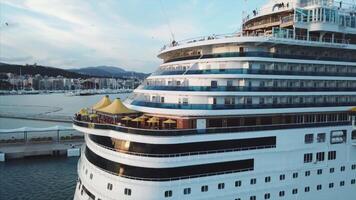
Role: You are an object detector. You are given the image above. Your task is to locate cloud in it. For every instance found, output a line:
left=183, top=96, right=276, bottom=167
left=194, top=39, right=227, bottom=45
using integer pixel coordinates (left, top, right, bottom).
left=1, top=0, right=242, bottom=72
left=0, top=56, right=33, bottom=63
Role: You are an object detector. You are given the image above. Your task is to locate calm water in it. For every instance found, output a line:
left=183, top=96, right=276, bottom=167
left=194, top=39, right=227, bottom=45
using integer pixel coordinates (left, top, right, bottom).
left=0, top=157, right=79, bottom=200
left=0, top=93, right=129, bottom=200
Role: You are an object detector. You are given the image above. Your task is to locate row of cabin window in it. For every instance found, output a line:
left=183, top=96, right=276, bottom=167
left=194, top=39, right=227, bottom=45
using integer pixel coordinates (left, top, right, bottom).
left=84, top=167, right=132, bottom=196
left=165, top=165, right=356, bottom=198
left=305, top=133, right=327, bottom=143
left=147, top=79, right=356, bottom=88
left=235, top=179, right=356, bottom=200
left=84, top=162, right=356, bottom=198
left=305, top=130, right=348, bottom=145
left=303, top=151, right=336, bottom=163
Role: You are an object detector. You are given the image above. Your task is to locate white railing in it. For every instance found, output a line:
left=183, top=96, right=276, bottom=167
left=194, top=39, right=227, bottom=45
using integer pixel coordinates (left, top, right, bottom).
left=160, top=32, right=238, bottom=51
left=160, top=31, right=350, bottom=52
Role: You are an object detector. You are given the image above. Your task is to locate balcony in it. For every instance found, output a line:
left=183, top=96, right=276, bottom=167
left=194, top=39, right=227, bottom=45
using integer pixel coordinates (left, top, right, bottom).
left=73, top=118, right=350, bottom=137
left=161, top=51, right=356, bottom=64
left=142, top=85, right=356, bottom=92
left=131, top=101, right=355, bottom=110
left=152, top=67, right=356, bottom=77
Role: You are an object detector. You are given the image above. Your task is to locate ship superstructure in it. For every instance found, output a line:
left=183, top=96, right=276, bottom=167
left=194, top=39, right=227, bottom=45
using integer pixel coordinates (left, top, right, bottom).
left=74, top=0, right=356, bottom=199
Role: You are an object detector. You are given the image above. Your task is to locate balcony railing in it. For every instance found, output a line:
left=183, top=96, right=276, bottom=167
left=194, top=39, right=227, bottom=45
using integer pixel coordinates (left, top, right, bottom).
left=142, top=85, right=356, bottom=92
left=162, top=51, right=356, bottom=64
left=131, top=101, right=355, bottom=110
left=81, top=150, right=254, bottom=182
left=73, top=119, right=350, bottom=137
left=161, top=31, right=351, bottom=52
left=152, top=67, right=356, bottom=77
left=90, top=137, right=276, bottom=158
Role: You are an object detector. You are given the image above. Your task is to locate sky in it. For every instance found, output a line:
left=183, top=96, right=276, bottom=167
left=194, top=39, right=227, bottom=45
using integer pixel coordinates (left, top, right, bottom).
left=1, top=0, right=268, bottom=73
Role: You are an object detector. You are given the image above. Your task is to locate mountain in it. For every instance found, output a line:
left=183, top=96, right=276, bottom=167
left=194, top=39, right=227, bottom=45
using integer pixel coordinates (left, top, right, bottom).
left=0, top=62, right=89, bottom=78
left=68, top=66, right=148, bottom=78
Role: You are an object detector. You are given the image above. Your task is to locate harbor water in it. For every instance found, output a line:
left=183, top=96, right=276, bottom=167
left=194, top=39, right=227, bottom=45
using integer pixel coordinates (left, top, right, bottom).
left=0, top=93, right=130, bottom=199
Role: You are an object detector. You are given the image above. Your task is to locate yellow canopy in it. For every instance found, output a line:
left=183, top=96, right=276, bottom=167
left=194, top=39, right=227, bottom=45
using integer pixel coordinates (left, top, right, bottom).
left=89, top=114, right=98, bottom=118
left=350, top=107, right=356, bottom=112
left=147, top=117, right=159, bottom=123
left=78, top=108, right=88, bottom=115
left=92, top=95, right=111, bottom=110
left=121, top=116, right=133, bottom=121
left=163, top=119, right=176, bottom=124
left=132, top=117, right=144, bottom=122
left=97, top=98, right=137, bottom=115
left=138, top=115, right=149, bottom=120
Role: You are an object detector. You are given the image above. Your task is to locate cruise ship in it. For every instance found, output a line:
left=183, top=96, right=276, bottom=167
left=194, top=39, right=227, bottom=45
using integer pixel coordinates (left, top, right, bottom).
left=73, top=0, right=356, bottom=199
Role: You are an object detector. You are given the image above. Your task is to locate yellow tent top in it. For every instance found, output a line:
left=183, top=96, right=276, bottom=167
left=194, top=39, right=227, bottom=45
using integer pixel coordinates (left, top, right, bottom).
left=163, top=119, right=176, bottom=124
left=97, top=98, right=137, bottom=115
left=92, top=95, right=111, bottom=110
left=138, top=115, right=149, bottom=120
left=78, top=108, right=88, bottom=115
left=350, top=107, right=356, bottom=112
left=132, top=117, right=144, bottom=122
left=147, top=117, right=159, bottom=123
left=89, top=114, right=98, bottom=118
left=121, top=116, right=133, bottom=121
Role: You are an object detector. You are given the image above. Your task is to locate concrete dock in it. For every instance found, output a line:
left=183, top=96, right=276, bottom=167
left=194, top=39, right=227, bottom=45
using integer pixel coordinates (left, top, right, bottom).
left=0, top=141, right=83, bottom=161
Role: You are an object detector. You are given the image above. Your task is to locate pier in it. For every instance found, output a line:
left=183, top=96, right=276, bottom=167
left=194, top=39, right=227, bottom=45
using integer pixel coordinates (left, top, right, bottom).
left=0, top=126, right=84, bottom=161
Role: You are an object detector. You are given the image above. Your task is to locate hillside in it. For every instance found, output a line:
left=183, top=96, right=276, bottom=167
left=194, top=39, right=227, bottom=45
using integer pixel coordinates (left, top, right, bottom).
left=69, top=66, right=148, bottom=78
left=0, top=63, right=89, bottom=78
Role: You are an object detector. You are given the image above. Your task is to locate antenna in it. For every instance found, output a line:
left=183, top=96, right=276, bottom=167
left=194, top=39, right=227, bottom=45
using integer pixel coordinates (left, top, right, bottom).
left=159, top=0, right=175, bottom=42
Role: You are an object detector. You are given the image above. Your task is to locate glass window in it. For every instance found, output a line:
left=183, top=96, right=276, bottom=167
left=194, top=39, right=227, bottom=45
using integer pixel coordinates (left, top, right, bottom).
left=317, top=169, right=323, bottom=175
left=201, top=185, right=208, bottom=192
left=125, top=188, right=132, bottom=196
left=250, top=178, right=257, bottom=185
left=279, top=191, right=285, bottom=197
left=305, top=186, right=310, bottom=192
left=316, top=152, right=325, bottom=161
left=183, top=188, right=191, bottom=195
left=352, top=130, right=356, bottom=140
left=304, top=153, right=313, bottom=163
left=164, top=190, right=172, bottom=197
left=305, top=170, right=311, bottom=176
left=264, top=193, right=270, bottom=199
left=328, top=151, right=336, bottom=160
left=329, top=183, right=334, bottom=188
left=235, top=180, right=242, bottom=187
left=292, top=188, right=298, bottom=194
left=218, top=183, right=225, bottom=190
left=265, top=176, right=271, bottom=183
left=279, top=174, right=285, bottom=180
left=293, top=172, right=298, bottom=179
left=305, top=134, right=314, bottom=144
left=211, top=81, right=218, bottom=88
left=317, top=133, right=326, bottom=142
left=107, top=183, right=113, bottom=190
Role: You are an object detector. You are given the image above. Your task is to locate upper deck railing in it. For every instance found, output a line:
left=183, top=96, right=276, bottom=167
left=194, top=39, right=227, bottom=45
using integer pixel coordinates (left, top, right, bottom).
left=299, top=0, right=356, bottom=10
left=160, top=31, right=351, bottom=52
left=160, top=32, right=238, bottom=51
left=73, top=118, right=350, bottom=137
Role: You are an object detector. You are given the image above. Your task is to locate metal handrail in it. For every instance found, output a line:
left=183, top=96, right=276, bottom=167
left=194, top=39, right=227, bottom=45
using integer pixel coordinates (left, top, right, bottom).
left=81, top=150, right=253, bottom=182
left=73, top=118, right=351, bottom=137
left=91, top=138, right=276, bottom=157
